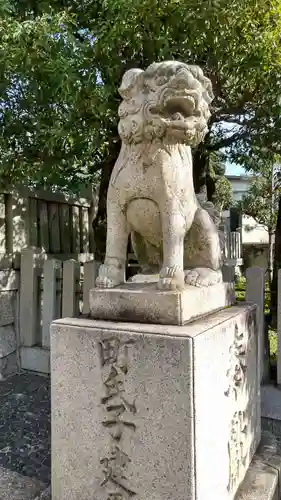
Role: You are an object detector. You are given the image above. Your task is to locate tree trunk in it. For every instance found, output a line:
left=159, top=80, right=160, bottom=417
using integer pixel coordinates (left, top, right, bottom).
left=192, top=146, right=209, bottom=196
left=206, top=171, right=216, bottom=201
left=92, top=137, right=121, bottom=260
left=270, top=194, right=281, bottom=327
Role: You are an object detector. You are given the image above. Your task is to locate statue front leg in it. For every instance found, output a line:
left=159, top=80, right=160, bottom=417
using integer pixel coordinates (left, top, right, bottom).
left=96, top=200, right=129, bottom=289
left=157, top=212, right=186, bottom=291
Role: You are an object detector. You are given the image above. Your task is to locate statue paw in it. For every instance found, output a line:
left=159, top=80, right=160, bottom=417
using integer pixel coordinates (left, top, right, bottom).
left=185, top=268, right=222, bottom=287
left=95, top=264, right=125, bottom=289
left=157, top=265, right=185, bottom=291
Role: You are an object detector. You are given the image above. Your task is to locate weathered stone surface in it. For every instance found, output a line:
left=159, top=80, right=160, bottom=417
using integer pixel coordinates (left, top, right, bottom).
left=0, top=351, right=18, bottom=379
left=0, top=271, right=19, bottom=292
left=261, top=385, right=281, bottom=422
left=51, top=303, right=259, bottom=500
left=0, top=325, right=16, bottom=358
left=0, top=372, right=51, bottom=484
left=0, top=292, right=15, bottom=327
left=0, top=466, right=45, bottom=500
left=90, top=280, right=235, bottom=325
left=236, top=432, right=281, bottom=500
left=95, top=61, right=224, bottom=293
left=246, top=267, right=266, bottom=382
left=193, top=303, right=260, bottom=499
left=261, top=385, right=281, bottom=440
left=34, top=486, right=51, bottom=500
left=20, top=346, right=50, bottom=374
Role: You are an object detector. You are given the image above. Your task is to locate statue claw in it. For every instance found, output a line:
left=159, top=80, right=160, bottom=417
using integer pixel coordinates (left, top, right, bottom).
left=95, top=264, right=125, bottom=289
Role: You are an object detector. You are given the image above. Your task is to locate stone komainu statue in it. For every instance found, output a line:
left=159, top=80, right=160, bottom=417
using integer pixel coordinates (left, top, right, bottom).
left=96, top=61, right=222, bottom=291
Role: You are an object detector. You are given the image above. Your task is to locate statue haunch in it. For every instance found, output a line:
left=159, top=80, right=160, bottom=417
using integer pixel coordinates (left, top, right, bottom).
left=96, top=61, right=222, bottom=291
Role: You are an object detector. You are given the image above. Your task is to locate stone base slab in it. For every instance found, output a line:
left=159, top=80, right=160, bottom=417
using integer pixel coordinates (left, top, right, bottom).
left=33, top=486, right=51, bottom=500
left=236, top=431, right=281, bottom=500
left=20, top=347, right=50, bottom=374
left=51, top=303, right=260, bottom=500
left=39, top=435, right=281, bottom=500
left=261, top=385, right=281, bottom=422
left=89, top=281, right=234, bottom=325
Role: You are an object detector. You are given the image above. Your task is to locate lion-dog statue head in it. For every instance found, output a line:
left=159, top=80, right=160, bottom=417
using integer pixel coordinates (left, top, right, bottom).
left=117, top=61, right=214, bottom=146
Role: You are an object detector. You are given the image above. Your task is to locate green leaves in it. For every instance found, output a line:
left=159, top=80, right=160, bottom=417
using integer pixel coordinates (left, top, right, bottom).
left=0, top=8, right=105, bottom=191
left=0, top=0, right=281, bottom=194
left=238, top=159, right=281, bottom=230
left=213, top=176, right=233, bottom=212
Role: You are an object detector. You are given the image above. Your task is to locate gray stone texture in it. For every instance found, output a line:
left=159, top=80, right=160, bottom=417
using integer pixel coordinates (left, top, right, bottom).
left=236, top=431, right=281, bottom=500
left=0, top=373, right=51, bottom=484
left=52, top=318, right=194, bottom=500
left=0, top=292, right=15, bottom=327
left=193, top=303, right=260, bottom=499
left=0, top=284, right=18, bottom=378
left=51, top=303, right=259, bottom=500
left=0, top=325, right=16, bottom=358
left=0, top=466, right=45, bottom=500
left=246, top=267, right=265, bottom=382
left=20, top=346, right=50, bottom=374
left=0, top=270, right=19, bottom=292
left=262, top=385, right=281, bottom=422
left=0, top=351, right=18, bottom=379
left=90, top=281, right=235, bottom=325
left=261, top=385, right=281, bottom=441
left=34, top=486, right=51, bottom=500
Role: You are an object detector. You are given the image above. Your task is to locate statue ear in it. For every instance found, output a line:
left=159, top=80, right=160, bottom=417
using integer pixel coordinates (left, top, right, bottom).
left=119, top=68, right=144, bottom=98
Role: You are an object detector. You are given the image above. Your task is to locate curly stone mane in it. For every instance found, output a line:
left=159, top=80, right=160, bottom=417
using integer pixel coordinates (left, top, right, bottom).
left=117, top=61, right=214, bottom=145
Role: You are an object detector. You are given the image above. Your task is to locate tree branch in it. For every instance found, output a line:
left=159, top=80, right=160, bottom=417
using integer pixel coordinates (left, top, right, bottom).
left=208, top=131, right=249, bottom=151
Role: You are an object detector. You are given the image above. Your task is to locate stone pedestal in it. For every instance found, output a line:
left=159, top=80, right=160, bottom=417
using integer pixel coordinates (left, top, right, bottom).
left=51, top=303, right=260, bottom=500
left=89, top=281, right=235, bottom=325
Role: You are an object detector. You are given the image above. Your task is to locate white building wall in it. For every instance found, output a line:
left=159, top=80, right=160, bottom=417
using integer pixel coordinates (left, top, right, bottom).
left=226, top=175, right=269, bottom=245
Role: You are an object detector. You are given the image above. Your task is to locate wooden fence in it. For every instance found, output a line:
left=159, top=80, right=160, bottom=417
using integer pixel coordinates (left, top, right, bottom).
left=223, top=230, right=242, bottom=262
left=0, top=187, right=95, bottom=260
left=16, top=257, right=270, bottom=379
left=0, top=229, right=244, bottom=375
left=17, top=248, right=99, bottom=372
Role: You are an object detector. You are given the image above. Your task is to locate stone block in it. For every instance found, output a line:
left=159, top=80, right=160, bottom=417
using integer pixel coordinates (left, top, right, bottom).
left=246, top=267, right=265, bottom=382
left=193, top=304, right=260, bottom=499
left=261, top=385, right=281, bottom=422
left=0, top=325, right=16, bottom=357
left=90, top=281, right=235, bottom=325
left=0, top=292, right=15, bottom=327
left=0, top=466, right=46, bottom=500
left=20, top=347, right=50, bottom=374
left=0, top=351, right=18, bottom=379
left=34, top=486, right=51, bottom=500
left=0, top=270, right=19, bottom=292
left=236, top=431, right=281, bottom=500
left=51, top=303, right=260, bottom=500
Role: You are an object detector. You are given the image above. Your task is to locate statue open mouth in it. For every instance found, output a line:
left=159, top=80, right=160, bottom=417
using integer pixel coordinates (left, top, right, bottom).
left=163, top=94, right=197, bottom=127
left=166, top=94, right=195, bottom=113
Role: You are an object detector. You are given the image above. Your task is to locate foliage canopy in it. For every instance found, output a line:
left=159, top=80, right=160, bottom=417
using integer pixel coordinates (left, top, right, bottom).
left=0, top=0, right=281, bottom=194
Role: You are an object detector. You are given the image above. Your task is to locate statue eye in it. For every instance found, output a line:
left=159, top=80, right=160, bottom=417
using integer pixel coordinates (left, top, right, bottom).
left=171, top=113, right=182, bottom=120
left=177, top=79, right=187, bottom=88
left=156, top=76, right=168, bottom=86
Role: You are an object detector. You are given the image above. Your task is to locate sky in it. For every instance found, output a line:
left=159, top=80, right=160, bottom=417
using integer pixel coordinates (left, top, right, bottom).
left=213, top=121, right=247, bottom=177
left=225, top=162, right=246, bottom=176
